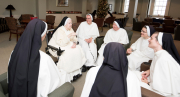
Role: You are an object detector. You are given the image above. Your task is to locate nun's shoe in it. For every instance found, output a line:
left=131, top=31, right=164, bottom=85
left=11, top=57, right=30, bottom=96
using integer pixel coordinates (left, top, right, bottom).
left=77, top=74, right=82, bottom=78
left=86, top=66, right=95, bottom=70
left=81, top=65, right=87, bottom=72
left=73, top=76, right=77, bottom=81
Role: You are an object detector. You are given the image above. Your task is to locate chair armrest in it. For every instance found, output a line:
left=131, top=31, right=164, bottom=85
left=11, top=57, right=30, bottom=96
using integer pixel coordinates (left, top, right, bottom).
left=48, top=82, right=74, bottom=97
left=141, top=87, right=165, bottom=97
left=0, top=72, right=8, bottom=95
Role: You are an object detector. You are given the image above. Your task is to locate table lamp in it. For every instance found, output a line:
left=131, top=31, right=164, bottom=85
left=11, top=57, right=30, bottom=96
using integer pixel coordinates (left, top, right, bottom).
left=6, top=4, right=15, bottom=17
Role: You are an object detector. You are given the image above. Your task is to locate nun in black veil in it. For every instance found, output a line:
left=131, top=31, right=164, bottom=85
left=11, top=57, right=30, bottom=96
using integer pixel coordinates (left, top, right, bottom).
left=81, top=42, right=141, bottom=97
left=8, top=19, right=65, bottom=97
left=127, top=25, right=156, bottom=71
left=96, top=20, right=129, bottom=66
left=48, top=17, right=86, bottom=82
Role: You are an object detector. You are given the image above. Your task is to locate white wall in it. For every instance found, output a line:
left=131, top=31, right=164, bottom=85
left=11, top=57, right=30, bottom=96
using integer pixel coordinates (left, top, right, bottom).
left=108, top=0, right=115, bottom=13
left=46, top=0, right=82, bottom=11
left=168, top=0, right=180, bottom=18
left=86, top=0, right=98, bottom=13
left=0, top=0, right=36, bottom=18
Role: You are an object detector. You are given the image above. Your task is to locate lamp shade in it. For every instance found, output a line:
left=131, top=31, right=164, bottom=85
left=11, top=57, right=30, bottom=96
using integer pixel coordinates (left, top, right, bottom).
left=6, top=5, right=15, bottom=10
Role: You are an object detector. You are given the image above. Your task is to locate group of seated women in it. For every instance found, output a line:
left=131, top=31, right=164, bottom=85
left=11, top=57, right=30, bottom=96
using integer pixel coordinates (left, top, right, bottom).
left=7, top=14, right=180, bottom=97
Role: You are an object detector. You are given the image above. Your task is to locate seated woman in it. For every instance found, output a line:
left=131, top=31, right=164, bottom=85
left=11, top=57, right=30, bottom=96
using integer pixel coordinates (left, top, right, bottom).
left=139, top=32, right=180, bottom=96
left=48, top=17, right=86, bottom=82
left=8, top=19, right=66, bottom=97
left=96, top=20, right=129, bottom=66
left=127, top=26, right=155, bottom=71
left=81, top=42, right=141, bottom=97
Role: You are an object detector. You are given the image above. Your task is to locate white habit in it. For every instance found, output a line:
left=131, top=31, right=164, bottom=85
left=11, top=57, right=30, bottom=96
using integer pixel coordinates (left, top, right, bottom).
left=135, top=50, right=180, bottom=97
left=96, top=28, right=129, bottom=66
left=8, top=50, right=66, bottom=97
left=48, top=26, right=86, bottom=81
left=76, top=21, right=99, bottom=66
left=81, top=66, right=141, bottom=97
left=128, top=37, right=154, bottom=71
left=37, top=50, right=67, bottom=97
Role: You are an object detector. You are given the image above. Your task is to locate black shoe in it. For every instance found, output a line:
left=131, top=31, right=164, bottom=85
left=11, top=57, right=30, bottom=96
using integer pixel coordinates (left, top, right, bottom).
left=73, top=76, right=77, bottom=81
left=77, top=74, right=82, bottom=78
left=82, top=65, right=87, bottom=72
left=86, top=66, right=95, bottom=70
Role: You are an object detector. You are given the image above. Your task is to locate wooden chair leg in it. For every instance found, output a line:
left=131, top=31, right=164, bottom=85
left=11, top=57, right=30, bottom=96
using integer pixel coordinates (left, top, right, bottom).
left=109, top=24, right=110, bottom=28
left=9, top=32, right=11, bottom=41
left=101, top=27, right=103, bottom=32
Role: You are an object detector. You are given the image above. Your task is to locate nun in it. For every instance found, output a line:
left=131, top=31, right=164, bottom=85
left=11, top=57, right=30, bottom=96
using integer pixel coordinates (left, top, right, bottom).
left=96, top=20, right=129, bottom=66
left=48, top=17, right=86, bottom=82
left=127, top=25, right=155, bottom=71
left=8, top=19, right=65, bottom=97
left=140, top=32, right=180, bottom=96
left=81, top=42, right=141, bottom=97
left=76, top=14, right=99, bottom=69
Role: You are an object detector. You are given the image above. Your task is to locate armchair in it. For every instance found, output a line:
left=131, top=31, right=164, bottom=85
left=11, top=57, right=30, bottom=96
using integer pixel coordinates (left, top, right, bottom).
left=0, top=72, right=74, bottom=97
left=132, top=18, right=142, bottom=31
left=104, top=17, right=115, bottom=28
left=5, top=17, right=25, bottom=42
left=19, top=14, right=34, bottom=24
left=94, top=18, right=104, bottom=32
left=163, top=19, right=176, bottom=33
left=46, top=15, right=55, bottom=29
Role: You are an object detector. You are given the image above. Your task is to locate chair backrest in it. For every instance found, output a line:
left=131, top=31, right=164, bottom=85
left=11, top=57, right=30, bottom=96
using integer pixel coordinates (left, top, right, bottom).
left=21, top=14, right=34, bottom=20
left=76, top=16, right=86, bottom=23
left=164, top=16, right=172, bottom=19
left=46, top=15, right=55, bottom=24
left=72, top=23, right=80, bottom=32
left=133, top=18, right=138, bottom=23
left=94, top=18, right=104, bottom=27
left=174, top=25, right=180, bottom=41
left=142, top=21, right=149, bottom=28
left=164, top=19, right=175, bottom=25
left=5, top=17, right=17, bottom=30
left=123, top=17, right=129, bottom=27
left=105, top=17, right=115, bottom=24
left=30, top=17, right=38, bottom=20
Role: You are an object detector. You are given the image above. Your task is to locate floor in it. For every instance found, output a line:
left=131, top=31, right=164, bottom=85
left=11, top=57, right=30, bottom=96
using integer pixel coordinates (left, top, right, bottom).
left=0, top=25, right=141, bottom=97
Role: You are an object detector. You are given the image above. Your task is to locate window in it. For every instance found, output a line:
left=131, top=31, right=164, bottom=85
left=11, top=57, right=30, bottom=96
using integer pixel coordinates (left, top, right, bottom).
left=153, top=0, right=168, bottom=16
left=124, top=0, right=130, bottom=12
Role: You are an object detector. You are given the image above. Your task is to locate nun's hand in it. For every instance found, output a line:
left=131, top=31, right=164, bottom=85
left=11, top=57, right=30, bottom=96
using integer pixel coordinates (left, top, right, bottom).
left=89, top=37, right=93, bottom=43
left=141, top=77, right=148, bottom=84
left=71, top=32, right=77, bottom=36
left=141, top=69, right=150, bottom=78
left=126, top=48, right=132, bottom=54
left=71, top=43, right=76, bottom=48
left=85, top=39, right=89, bottom=43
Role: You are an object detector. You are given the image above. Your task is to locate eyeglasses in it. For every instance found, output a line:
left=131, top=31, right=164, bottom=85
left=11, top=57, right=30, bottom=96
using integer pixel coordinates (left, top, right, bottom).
left=141, top=30, right=147, bottom=33
left=86, top=18, right=91, bottom=19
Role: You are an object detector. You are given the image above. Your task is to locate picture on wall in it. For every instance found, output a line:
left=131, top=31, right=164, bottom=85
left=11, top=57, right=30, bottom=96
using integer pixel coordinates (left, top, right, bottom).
left=56, top=0, right=69, bottom=7
left=109, top=4, right=112, bottom=11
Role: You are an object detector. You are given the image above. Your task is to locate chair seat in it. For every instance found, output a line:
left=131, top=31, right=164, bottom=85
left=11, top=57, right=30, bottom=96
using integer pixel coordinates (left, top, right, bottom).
left=10, top=27, right=24, bottom=33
